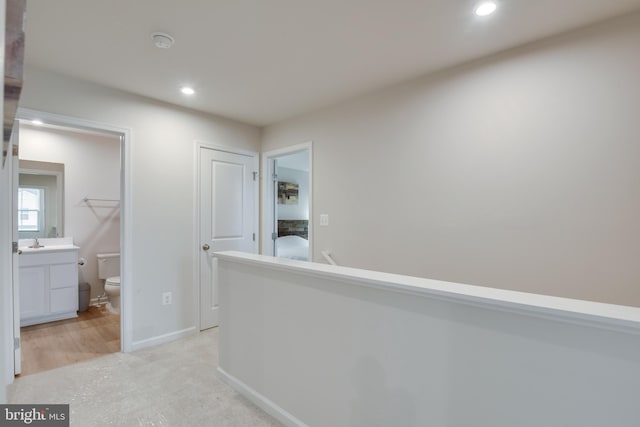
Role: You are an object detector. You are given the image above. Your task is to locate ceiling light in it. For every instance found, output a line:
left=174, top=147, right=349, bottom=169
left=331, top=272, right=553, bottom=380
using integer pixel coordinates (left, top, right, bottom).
left=152, top=32, right=175, bottom=49
left=180, top=86, right=195, bottom=95
left=475, top=2, right=497, bottom=16
left=31, top=119, right=43, bottom=125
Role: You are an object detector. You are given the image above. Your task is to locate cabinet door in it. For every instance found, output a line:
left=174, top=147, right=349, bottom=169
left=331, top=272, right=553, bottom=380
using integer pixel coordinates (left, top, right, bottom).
left=50, top=263, right=77, bottom=289
left=49, top=262, right=78, bottom=313
left=50, top=287, right=77, bottom=313
left=19, top=266, right=46, bottom=320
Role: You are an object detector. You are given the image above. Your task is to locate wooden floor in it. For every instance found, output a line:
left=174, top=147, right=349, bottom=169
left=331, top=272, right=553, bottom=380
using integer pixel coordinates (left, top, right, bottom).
left=19, top=305, right=120, bottom=376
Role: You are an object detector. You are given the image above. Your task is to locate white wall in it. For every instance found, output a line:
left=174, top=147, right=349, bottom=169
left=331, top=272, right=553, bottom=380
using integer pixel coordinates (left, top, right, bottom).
left=277, top=167, right=309, bottom=220
left=19, top=125, right=120, bottom=299
left=218, top=253, right=640, bottom=427
left=262, top=13, right=640, bottom=306
left=19, top=66, right=260, bottom=346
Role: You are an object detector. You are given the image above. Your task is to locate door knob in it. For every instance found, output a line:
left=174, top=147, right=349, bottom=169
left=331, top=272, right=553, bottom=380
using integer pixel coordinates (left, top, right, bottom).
left=202, top=243, right=210, bottom=251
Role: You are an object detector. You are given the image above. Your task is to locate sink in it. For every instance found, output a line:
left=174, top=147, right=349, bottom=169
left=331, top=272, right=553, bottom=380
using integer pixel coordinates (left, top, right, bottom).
left=19, top=237, right=77, bottom=254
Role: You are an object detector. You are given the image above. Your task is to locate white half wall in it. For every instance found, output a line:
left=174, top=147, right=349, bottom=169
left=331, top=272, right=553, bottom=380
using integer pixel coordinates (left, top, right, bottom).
left=217, top=252, right=640, bottom=427
left=261, top=13, right=640, bottom=306
left=19, top=66, right=260, bottom=346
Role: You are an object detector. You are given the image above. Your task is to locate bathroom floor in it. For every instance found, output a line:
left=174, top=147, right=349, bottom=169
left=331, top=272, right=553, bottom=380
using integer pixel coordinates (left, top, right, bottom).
left=18, top=305, right=120, bottom=376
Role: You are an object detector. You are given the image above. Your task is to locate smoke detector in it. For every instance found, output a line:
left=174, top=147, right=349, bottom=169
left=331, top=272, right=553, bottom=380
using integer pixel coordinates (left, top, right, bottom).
left=152, top=32, right=175, bottom=49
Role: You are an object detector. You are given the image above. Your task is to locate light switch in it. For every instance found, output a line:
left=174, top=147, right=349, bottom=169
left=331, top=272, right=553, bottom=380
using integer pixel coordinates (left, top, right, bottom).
left=320, top=214, right=329, bottom=226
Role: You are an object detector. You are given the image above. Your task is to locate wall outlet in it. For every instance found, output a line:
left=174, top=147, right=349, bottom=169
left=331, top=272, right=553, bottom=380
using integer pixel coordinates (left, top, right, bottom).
left=320, top=214, right=329, bottom=226
left=162, top=292, right=172, bottom=305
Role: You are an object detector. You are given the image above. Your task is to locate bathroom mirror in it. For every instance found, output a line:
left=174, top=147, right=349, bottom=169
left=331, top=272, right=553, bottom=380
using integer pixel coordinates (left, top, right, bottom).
left=18, top=160, right=64, bottom=238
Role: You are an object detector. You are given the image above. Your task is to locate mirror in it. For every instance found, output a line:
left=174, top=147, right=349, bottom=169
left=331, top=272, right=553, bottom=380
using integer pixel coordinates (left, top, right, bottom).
left=18, top=160, right=64, bottom=238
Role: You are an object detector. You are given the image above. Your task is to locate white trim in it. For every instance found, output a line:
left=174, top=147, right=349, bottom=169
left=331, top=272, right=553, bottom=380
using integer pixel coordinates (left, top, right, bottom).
left=193, top=140, right=260, bottom=331
left=194, top=139, right=258, bottom=158
left=17, top=108, right=127, bottom=137
left=216, top=251, right=640, bottom=335
left=16, top=107, right=134, bottom=353
left=193, top=142, right=200, bottom=331
left=263, top=158, right=276, bottom=256
left=217, top=366, right=308, bottom=427
left=1, top=1, right=8, bottom=401
left=130, top=326, right=197, bottom=352
left=261, top=142, right=313, bottom=259
left=20, top=312, right=77, bottom=327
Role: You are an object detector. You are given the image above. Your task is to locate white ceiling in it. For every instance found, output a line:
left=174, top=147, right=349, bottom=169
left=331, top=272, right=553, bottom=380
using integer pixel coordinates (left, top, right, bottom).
left=24, top=0, right=640, bottom=126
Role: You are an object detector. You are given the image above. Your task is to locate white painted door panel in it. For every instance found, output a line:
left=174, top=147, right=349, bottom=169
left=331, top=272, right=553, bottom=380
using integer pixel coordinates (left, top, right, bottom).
left=19, top=266, right=46, bottom=319
left=212, top=161, right=245, bottom=240
left=199, top=147, right=257, bottom=330
left=50, top=287, right=77, bottom=313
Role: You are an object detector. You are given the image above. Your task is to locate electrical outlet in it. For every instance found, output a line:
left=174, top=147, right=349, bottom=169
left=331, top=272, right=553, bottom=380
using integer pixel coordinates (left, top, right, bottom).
left=320, top=214, right=329, bottom=226
left=162, top=292, right=172, bottom=305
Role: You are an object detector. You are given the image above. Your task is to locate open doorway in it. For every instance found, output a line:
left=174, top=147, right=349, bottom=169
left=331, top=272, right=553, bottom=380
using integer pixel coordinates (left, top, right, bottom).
left=262, top=142, right=312, bottom=261
left=12, top=109, right=128, bottom=377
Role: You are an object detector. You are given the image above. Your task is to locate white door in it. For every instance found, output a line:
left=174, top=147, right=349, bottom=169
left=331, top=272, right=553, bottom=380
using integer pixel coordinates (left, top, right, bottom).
left=199, top=147, right=257, bottom=330
left=11, top=122, right=21, bottom=375
left=271, top=159, right=278, bottom=256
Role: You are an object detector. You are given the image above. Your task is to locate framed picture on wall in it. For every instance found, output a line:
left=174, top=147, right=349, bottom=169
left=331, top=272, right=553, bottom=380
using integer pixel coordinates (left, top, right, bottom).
left=278, top=181, right=299, bottom=205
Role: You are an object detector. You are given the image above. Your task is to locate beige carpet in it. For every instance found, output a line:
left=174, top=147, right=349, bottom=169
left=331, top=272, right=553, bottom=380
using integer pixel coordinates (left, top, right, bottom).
left=8, top=328, right=283, bottom=427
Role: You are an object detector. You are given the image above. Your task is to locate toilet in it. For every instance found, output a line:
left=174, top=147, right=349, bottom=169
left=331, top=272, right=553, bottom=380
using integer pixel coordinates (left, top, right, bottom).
left=97, top=253, right=121, bottom=314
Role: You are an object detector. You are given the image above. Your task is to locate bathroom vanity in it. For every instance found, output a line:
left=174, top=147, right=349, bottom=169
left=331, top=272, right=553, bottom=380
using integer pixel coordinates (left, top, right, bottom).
left=18, top=237, right=79, bottom=326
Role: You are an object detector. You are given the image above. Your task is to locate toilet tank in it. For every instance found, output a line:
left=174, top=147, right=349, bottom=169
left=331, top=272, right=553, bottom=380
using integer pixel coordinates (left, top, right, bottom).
left=97, top=253, right=120, bottom=279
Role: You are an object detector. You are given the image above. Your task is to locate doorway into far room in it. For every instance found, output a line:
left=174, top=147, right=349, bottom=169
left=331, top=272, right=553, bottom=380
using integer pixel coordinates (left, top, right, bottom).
left=263, top=143, right=312, bottom=262
left=14, top=119, right=122, bottom=376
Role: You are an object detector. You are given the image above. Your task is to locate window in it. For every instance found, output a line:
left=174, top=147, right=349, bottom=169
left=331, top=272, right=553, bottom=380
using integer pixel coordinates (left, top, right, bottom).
left=18, top=187, right=45, bottom=232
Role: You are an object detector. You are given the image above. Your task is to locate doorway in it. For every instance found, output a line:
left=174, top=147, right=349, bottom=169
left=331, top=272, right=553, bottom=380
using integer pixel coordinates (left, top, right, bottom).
left=197, top=142, right=259, bottom=331
left=262, top=142, right=312, bottom=261
left=11, top=108, right=130, bottom=377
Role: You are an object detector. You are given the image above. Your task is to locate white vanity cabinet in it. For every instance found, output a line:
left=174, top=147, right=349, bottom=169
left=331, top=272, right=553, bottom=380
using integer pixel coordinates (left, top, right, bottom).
left=19, top=245, right=79, bottom=326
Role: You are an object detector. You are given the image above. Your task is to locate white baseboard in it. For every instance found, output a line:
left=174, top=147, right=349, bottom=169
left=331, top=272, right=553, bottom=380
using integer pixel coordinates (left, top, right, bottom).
left=130, top=326, right=196, bottom=352
left=217, top=366, right=308, bottom=427
left=20, top=311, right=77, bottom=327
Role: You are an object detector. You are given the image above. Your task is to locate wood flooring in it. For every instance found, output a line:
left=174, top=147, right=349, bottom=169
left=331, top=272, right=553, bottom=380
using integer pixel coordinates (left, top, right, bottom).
left=18, top=305, right=120, bottom=376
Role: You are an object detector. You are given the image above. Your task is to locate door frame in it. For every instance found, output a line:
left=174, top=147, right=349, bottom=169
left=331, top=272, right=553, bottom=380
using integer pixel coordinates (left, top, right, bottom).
left=10, top=122, right=19, bottom=376
left=193, top=140, right=259, bottom=331
left=2, top=123, right=19, bottom=387
left=13, top=108, right=133, bottom=360
left=261, top=141, right=313, bottom=259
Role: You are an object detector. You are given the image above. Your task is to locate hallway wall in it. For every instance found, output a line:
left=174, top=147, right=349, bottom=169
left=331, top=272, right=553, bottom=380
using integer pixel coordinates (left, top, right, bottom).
left=262, top=13, right=640, bottom=306
left=19, top=67, right=260, bottom=347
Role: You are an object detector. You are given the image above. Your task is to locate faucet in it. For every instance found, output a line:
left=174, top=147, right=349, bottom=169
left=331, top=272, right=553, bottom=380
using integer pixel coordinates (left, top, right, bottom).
left=33, top=237, right=41, bottom=248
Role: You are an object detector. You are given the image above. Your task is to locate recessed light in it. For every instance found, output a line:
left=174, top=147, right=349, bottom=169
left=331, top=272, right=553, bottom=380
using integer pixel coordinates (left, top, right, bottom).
left=31, top=119, right=43, bottom=125
left=180, top=86, right=195, bottom=95
left=475, top=1, right=497, bottom=16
